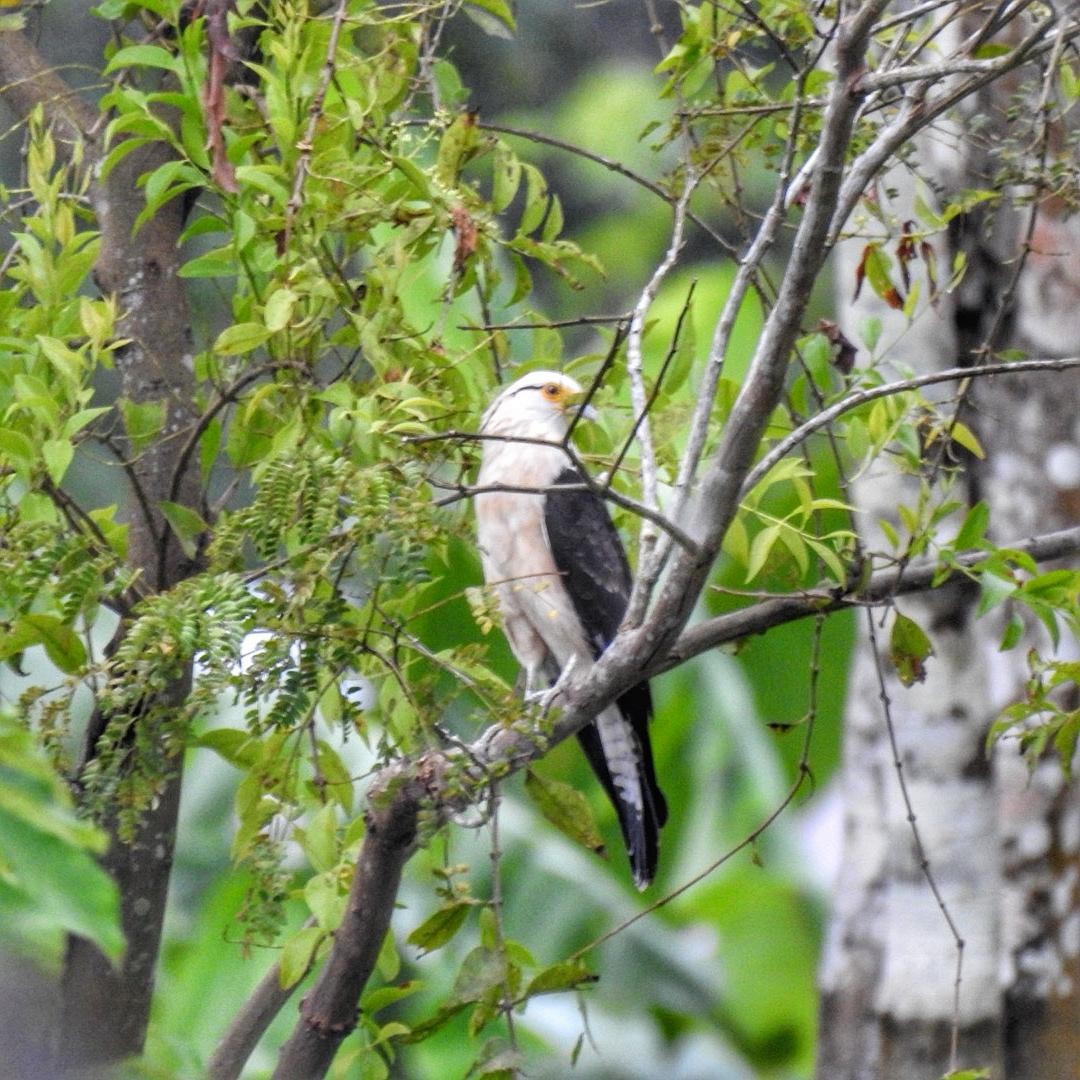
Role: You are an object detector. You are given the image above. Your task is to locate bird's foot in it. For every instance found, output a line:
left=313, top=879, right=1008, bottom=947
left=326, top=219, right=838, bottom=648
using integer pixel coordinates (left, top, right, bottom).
left=524, top=656, right=578, bottom=715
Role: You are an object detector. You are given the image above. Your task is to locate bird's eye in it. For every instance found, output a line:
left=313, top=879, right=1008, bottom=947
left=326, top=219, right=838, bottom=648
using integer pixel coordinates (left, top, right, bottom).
left=542, top=383, right=561, bottom=399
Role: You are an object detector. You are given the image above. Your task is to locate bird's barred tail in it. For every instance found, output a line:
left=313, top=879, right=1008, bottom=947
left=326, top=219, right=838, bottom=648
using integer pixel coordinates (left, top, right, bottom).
left=589, top=705, right=665, bottom=890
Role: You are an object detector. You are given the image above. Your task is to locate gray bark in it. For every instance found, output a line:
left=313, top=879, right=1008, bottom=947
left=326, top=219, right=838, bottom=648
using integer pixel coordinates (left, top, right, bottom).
left=0, top=25, right=203, bottom=1071
left=817, top=11, right=1080, bottom=1076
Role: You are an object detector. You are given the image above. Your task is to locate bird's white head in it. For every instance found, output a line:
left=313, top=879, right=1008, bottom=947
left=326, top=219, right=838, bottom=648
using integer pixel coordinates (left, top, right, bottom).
left=480, top=370, right=595, bottom=441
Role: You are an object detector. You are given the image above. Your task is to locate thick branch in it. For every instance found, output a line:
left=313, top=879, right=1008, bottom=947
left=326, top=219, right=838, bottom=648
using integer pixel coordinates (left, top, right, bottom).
left=271, top=771, right=427, bottom=1078
left=0, top=30, right=95, bottom=153
left=629, top=2, right=890, bottom=665
left=55, top=37, right=204, bottom=1077
left=666, top=525, right=1080, bottom=671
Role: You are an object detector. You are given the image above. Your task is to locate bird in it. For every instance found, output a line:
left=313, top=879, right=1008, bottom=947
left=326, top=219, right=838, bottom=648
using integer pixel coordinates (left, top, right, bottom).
left=474, top=370, right=668, bottom=888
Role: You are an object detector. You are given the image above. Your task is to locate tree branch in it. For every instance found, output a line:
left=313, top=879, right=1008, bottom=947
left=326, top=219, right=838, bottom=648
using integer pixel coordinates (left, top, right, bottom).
left=666, top=525, right=1080, bottom=670
left=207, top=921, right=317, bottom=1080
left=742, top=356, right=1080, bottom=498
left=0, top=30, right=95, bottom=153
left=625, top=166, right=696, bottom=549
left=271, top=770, right=427, bottom=1079
left=626, top=2, right=890, bottom=665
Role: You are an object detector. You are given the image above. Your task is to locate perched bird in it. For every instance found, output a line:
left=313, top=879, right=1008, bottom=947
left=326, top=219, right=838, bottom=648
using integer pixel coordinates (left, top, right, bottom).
left=474, top=371, right=668, bottom=888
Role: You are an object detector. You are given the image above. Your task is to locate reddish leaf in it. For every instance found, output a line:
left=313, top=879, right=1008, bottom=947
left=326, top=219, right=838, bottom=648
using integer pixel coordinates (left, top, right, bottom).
left=895, top=222, right=916, bottom=293
left=852, top=243, right=869, bottom=302
left=816, top=318, right=857, bottom=374
left=202, top=0, right=239, bottom=194
left=855, top=242, right=905, bottom=310
left=451, top=204, right=479, bottom=276
left=920, top=240, right=939, bottom=305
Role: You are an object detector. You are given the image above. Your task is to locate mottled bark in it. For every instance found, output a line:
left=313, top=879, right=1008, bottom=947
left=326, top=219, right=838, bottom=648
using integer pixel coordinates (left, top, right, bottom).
left=57, top=131, right=202, bottom=1071
left=986, top=223, right=1080, bottom=1079
left=0, top=25, right=202, bottom=1071
left=818, top=10, right=1080, bottom=1076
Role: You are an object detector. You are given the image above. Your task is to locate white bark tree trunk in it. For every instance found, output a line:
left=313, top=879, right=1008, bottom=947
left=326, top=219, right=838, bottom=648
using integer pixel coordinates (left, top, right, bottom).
left=818, top=24, right=1080, bottom=1076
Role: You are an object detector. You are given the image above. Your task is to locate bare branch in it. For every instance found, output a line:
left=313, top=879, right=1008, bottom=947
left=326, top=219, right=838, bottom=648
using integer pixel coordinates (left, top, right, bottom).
left=625, top=166, right=697, bottom=548
left=0, top=30, right=95, bottom=153
left=431, top=477, right=700, bottom=555
left=829, top=10, right=1079, bottom=244
left=271, top=770, right=424, bottom=1079
left=207, top=934, right=311, bottom=1080
left=666, top=525, right=1080, bottom=670
left=742, top=356, right=1080, bottom=498
left=283, top=0, right=351, bottom=249
left=630, top=6, right=887, bottom=659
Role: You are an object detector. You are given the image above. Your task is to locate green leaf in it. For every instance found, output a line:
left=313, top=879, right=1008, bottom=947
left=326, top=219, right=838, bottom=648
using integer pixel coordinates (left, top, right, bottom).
left=196, top=728, right=259, bottom=769
left=264, top=288, right=297, bottom=333
left=119, top=398, right=166, bottom=454
left=998, top=614, right=1024, bottom=652
left=104, top=43, right=184, bottom=76
left=37, top=336, right=84, bottom=383
left=41, top=438, right=74, bottom=485
left=407, top=901, right=472, bottom=954
left=451, top=945, right=507, bottom=1004
left=953, top=501, right=989, bottom=551
left=491, top=142, right=521, bottom=213
left=518, top=163, right=548, bottom=236
left=298, top=804, right=339, bottom=873
left=746, top=523, right=782, bottom=581
left=279, top=925, right=323, bottom=989
left=315, top=740, right=354, bottom=814
left=159, top=501, right=208, bottom=559
left=178, top=244, right=238, bottom=279
left=304, top=872, right=346, bottom=930
left=0, top=428, right=36, bottom=479
left=376, top=928, right=400, bottom=981
left=213, top=322, right=272, bottom=356
left=524, top=770, right=606, bottom=857
left=0, top=716, right=122, bottom=960
left=465, top=0, right=516, bottom=36
left=889, top=612, right=934, bottom=687
left=16, top=614, right=87, bottom=673
left=435, top=111, right=481, bottom=188
left=524, top=960, right=597, bottom=998
left=949, top=420, right=985, bottom=459
left=362, top=980, right=422, bottom=1015
left=977, top=572, right=1017, bottom=616
left=391, top=155, right=430, bottom=197
left=62, top=406, right=111, bottom=439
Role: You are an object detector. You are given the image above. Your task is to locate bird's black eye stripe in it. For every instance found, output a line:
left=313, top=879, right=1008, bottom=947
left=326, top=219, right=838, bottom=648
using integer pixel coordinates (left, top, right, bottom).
left=510, top=383, right=550, bottom=396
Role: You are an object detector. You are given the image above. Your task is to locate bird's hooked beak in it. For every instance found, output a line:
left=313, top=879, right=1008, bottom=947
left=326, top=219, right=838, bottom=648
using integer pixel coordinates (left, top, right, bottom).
left=566, top=397, right=598, bottom=422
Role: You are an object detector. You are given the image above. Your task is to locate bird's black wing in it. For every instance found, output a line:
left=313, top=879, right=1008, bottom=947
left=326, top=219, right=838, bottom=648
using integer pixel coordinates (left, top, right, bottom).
left=544, top=467, right=668, bottom=887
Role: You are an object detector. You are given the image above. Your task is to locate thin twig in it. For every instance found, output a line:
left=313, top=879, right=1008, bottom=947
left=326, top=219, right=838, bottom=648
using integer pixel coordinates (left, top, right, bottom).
left=626, top=168, right=697, bottom=528
left=431, top=477, right=699, bottom=555
left=479, top=120, right=736, bottom=254
left=457, top=312, right=631, bottom=332
left=863, top=607, right=965, bottom=1074
left=741, top=356, right=1080, bottom=498
left=282, top=0, right=351, bottom=250
left=668, top=525, right=1080, bottom=672
left=487, top=784, right=519, bottom=1051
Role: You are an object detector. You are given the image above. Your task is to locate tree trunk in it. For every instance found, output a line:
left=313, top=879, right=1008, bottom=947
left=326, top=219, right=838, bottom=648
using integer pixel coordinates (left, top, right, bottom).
left=817, top=18, right=1080, bottom=1076
left=50, top=88, right=203, bottom=1077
